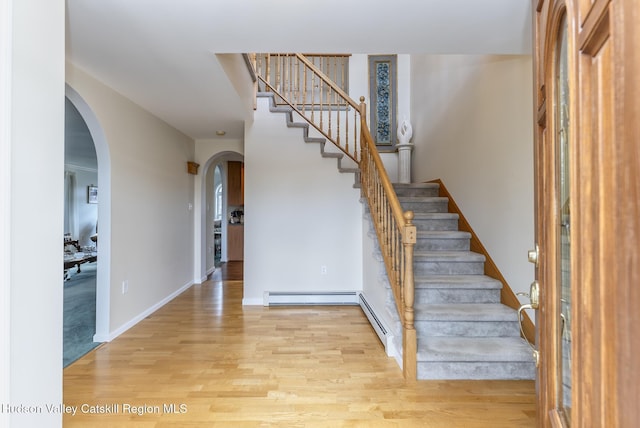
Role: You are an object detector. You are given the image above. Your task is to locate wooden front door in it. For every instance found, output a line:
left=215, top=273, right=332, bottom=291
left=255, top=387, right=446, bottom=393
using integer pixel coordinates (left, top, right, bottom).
left=532, top=0, right=640, bottom=426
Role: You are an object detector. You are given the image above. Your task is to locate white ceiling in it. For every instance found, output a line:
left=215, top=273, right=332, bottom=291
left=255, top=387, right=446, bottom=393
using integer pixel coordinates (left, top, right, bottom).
left=66, top=0, right=532, bottom=141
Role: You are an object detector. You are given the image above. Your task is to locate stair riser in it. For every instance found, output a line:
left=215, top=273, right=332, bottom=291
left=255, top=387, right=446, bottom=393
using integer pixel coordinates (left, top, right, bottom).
left=400, top=200, right=448, bottom=213
left=415, top=321, right=520, bottom=337
left=415, top=237, right=470, bottom=251
left=415, top=288, right=501, bottom=304
left=414, top=261, right=485, bottom=275
left=412, top=218, right=459, bottom=231
left=394, top=187, right=440, bottom=197
left=417, top=362, right=536, bottom=380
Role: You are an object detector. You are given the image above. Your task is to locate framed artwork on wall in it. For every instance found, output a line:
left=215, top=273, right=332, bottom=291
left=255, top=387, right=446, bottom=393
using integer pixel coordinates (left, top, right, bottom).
left=87, top=185, right=98, bottom=204
left=368, top=55, right=398, bottom=150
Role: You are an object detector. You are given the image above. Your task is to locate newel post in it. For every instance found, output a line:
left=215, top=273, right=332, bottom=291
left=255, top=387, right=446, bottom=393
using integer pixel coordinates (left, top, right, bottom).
left=402, top=210, right=417, bottom=381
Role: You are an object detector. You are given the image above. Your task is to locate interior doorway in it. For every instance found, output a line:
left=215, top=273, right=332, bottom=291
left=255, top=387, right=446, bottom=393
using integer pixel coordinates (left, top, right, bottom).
left=63, top=97, right=100, bottom=366
left=198, top=152, right=244, bottom=282
left=65, top=85, right=112, bottom=347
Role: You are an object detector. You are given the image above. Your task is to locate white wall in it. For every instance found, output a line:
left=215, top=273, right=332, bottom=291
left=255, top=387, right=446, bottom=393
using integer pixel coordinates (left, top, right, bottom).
left=243, top=96, right=363, bottom=304
left=66, top=64, right=196, bottom=335
left=6, top=0, right=65, bottom=426
left=410, top=55, right=535, bottom=301
left=0, top=0, right=11, bottom=422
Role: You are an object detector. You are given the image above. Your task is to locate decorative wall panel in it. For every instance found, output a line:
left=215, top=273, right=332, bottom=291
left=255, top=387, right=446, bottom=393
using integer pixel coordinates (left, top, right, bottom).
left=369, top=55, right=397, bottom=149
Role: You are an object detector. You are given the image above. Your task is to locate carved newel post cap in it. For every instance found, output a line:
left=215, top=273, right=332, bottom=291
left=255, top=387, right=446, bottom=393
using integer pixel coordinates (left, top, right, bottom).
left=404, top=210, right=414, bottom=223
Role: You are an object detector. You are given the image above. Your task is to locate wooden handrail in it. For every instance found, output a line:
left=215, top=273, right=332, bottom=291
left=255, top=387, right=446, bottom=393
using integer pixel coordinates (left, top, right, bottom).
left=253, top=53, right=360, bottom=162
left=358, top=116, right=405, bottom=225
left=359, top=100, right=417, bottom=379
left=251, top=53, right=417, bottom=380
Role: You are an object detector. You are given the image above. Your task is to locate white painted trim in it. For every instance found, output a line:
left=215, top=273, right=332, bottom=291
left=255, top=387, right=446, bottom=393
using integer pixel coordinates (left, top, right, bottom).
left=94, top=280, right=194, bottom=342
left=242, top=297, right=265, bottom=306
left=0, top=0, right=12, bottom=419
left=264, top=291, right=360, bottom=306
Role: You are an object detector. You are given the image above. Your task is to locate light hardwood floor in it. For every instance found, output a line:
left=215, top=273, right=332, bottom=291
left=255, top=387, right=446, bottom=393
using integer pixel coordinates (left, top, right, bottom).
left=63, top=263, right=536, bottom=427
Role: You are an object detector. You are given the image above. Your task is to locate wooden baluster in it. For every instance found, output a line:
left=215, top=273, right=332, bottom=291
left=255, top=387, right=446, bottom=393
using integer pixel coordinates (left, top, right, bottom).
left=311, top=66, right=315, bottom=122
left=292, top=55, right=295, bottom=104
left=327, top=58, right=332, bottom=139
left=393, top=219, right=398, bottom=285
left=345, top=104, right=349, bottom=155
left=276, top=54, right=281, bottom=96
left=293, top=56, right=297, bottom=108
left=359, top=97, right=366, bottom=163
left=266, top=54, right=271, bottom=92
left=296, top=56, right=301, bottom=108
left=287, top=55, right=292, bottom=104
left=357, top=110, right=361, bottom=164
left=302, top=61, right=307, bottom=114
left=319, top=57, right=324, bottom=131
left=402, top=210, right=417, bottom=381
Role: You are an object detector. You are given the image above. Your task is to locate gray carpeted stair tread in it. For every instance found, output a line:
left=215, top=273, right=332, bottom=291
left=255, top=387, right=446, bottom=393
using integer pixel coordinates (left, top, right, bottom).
left=339, top=168, right=360, bottom=173
left=414, top=275, right=502, bottom=288
left=414, top=303, right=517, bottom=321
left=287, top=121, right=307, bottom=128
left=414, top=251, right=485, bottom=262
left=321, top=152, right=343, bottom=159
left=393, top=183, right=440, bottom=189
left=417, top=337, right=533, bottom=362
left=398, top=196, right=448, bottom=202
left=306, top=137, right=326, bottom=144
left=412, top=212, right=459, bottom=220
left=416, top=230, right=471, bottom=239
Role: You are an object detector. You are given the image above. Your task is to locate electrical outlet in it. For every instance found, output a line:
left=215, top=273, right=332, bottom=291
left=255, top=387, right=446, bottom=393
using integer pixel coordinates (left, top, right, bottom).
left=122, top=280, right=129, bottom=294
left=320, top=265, right=328, bottom=275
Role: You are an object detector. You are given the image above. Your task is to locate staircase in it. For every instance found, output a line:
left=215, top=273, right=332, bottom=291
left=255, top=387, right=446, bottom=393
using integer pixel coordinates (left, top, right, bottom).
left=259, top=91, right=535, bottom=380
left=393, top=183, right=535, bottom=380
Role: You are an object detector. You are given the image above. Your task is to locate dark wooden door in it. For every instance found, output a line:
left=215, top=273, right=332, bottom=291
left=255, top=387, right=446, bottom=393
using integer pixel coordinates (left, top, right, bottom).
left=532, top=0, right=640, bottom=426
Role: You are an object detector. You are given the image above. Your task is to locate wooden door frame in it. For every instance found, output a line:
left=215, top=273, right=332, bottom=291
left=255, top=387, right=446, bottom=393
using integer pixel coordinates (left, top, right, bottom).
left=533, top=0, right=640, bottom=426
left=533, top=1, right=573, bottom=425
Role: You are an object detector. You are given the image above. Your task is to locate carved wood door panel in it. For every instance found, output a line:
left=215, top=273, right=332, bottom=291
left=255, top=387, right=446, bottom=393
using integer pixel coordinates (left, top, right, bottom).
left=532, top=0, right=640, bottom=426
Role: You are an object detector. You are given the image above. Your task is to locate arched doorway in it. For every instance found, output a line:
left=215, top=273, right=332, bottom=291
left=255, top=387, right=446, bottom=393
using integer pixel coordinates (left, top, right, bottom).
left=65, top=85, right=111, bottom=344
left=196, top=151, right=244, bottom=282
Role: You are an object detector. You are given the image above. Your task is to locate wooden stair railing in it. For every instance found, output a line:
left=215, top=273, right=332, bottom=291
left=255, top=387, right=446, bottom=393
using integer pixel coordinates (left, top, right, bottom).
left=251, top=53, right=417, bottom=380
left=253, top=53, right=360, bottom=163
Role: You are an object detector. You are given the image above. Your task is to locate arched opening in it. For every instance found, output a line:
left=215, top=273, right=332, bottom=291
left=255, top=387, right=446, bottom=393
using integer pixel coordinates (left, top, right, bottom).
left=196, top=151, right=244, bottom=282
left=65, top=85, right=112, bottom=344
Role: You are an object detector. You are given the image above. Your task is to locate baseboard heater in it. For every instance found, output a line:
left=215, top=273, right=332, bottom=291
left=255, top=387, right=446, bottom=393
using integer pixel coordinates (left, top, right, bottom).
left=359, top=294, right=388, bottom=345
left=264, top=291, right=359, bottom=306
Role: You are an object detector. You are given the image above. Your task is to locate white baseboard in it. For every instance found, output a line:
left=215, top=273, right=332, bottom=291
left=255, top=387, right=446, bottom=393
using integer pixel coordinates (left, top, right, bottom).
left=242, top=297, right=263, bottom=306
left=93, top=280, right=194, bottom=342
left=264, top=291, right=359, bottom=306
